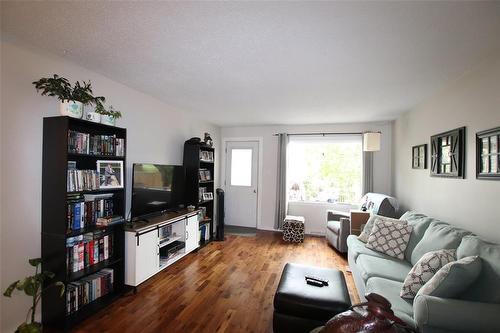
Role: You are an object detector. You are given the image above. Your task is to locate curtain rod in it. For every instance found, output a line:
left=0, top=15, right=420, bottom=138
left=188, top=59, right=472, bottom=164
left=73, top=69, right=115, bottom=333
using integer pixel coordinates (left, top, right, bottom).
left=272, top=132, right=363, bottom=136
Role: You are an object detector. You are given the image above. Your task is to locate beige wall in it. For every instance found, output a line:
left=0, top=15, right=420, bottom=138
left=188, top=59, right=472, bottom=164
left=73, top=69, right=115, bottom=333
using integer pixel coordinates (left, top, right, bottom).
left=0, top=37, right=220, bottom=332
left=393, top=54, right=500, bottom=242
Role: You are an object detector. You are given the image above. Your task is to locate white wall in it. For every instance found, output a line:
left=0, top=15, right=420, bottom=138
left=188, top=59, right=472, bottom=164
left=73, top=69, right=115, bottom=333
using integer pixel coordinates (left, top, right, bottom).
left=221, top=122, right=393, bottom=234
left=393, top=54, right=500, bottom=243
left=0, top=37, right=220, bottom=332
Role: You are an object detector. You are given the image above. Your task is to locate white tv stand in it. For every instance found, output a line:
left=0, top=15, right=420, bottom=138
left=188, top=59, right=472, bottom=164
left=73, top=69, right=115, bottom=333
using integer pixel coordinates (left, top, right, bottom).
left=124, top=209, right=200, bottom=287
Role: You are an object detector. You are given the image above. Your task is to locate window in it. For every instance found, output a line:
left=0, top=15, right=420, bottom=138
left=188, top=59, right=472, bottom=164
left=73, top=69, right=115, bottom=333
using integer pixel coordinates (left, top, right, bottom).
left=287, top=136, right=362, bottom=204
left=230, top=148, right=252, bottom=186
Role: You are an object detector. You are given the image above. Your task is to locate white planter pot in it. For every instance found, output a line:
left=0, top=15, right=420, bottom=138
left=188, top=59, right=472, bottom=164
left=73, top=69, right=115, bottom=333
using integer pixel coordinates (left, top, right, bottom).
left=83, top=106, right=101, bottom=123
left=100, top=115, right=116, bottom=126
left=59, top=100, right=83, bottom=118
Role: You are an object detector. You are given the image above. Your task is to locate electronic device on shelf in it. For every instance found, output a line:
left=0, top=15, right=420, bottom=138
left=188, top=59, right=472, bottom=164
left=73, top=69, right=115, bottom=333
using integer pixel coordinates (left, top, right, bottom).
left=131, top=164, right=186, bottom=220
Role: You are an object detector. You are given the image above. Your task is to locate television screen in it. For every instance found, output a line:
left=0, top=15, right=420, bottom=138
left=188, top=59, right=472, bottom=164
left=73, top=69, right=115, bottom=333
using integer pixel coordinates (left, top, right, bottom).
left=131, top=164, right=186, bottom=219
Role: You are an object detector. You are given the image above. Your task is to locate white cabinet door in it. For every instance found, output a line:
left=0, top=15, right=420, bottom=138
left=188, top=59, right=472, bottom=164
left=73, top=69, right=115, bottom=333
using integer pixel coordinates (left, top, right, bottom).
left=135, top=229, right=159, bottom=284
left=185, top=215, right=199, bottom=253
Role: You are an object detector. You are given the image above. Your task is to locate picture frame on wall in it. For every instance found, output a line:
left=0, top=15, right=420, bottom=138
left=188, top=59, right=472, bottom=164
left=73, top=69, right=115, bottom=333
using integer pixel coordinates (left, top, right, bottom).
left=97, top=160, right=124, bottom=189
left=430, top=127, right=466, bottom=178
left=412, top=144, right=427, bottom=169
left=476, top=126, right=500, bottom=180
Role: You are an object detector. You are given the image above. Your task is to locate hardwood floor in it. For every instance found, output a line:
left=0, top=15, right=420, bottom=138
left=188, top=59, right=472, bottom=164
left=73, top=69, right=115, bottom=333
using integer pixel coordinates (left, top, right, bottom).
left=74, top=231, right=360, bottom=333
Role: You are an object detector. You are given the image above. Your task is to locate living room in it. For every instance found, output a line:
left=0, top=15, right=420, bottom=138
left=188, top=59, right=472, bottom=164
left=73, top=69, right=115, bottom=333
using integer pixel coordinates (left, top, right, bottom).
left=1, top=2, right=499, bottom=333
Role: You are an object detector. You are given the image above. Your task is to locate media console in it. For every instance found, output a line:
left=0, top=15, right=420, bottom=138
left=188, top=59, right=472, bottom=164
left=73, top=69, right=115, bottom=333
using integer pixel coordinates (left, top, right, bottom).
left=124, top=209, right=200, bottom=287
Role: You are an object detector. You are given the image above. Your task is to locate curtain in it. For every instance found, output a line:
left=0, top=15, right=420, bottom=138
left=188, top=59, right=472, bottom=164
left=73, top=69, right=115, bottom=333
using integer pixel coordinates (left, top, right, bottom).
left=275, top=133, right=288, bottom=229
left=363, top=151, right=373, bottom=195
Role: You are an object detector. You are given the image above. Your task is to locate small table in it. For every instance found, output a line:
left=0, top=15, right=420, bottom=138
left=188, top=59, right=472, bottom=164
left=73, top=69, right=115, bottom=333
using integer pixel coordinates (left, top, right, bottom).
left=283, top=215, right=305, bottom=243
left=349, top=209, right=371, bottom=236
left=273, top=263, right=352, bottom=333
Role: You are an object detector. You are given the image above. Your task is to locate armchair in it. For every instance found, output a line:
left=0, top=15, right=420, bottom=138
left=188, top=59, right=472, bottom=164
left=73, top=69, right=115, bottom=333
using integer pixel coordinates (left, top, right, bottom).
left=326, top=193, right=398, bottom=253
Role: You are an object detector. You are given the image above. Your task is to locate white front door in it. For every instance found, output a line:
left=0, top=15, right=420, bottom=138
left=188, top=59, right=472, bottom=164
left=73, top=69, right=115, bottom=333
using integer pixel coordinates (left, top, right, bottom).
left=225, top=141, right=259, bottom=228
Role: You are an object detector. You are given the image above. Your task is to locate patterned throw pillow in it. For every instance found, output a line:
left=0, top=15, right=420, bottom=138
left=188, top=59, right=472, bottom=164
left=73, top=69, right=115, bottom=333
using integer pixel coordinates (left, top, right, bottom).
left=365, top=219, right=413, bottom=260
left=417, top=256, right=481, bottom=298
left=400, top=249, right=456, bottom=299
left=358, top=215, right=407, bottom=243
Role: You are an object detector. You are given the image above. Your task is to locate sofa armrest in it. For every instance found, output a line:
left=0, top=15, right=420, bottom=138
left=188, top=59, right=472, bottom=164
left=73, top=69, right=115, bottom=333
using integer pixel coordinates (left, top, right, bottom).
left=326, top=210, right=349, bottom=221
left=414, top=294, right=500, bottom=332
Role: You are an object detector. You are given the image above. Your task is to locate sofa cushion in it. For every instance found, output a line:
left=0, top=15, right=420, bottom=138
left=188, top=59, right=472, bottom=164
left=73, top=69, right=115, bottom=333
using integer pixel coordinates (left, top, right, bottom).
left=366, top=277, right=414, bottom=318
left=399, top=211, right=433, bottom=262
left=356, top=254, right=412, bottom=283
left=366, top=220, right=413, bottom=260
left=457, top=236, right=500, bottom=303
left=417, top=255, right=481, bottom=299
left=358, top=214, right=406, bottom=243
left=347, top=235, right=396, bottom=262
left=410, top=221, right=472, bottom=265
left=327, top=221, right=340, bottom=234
left=400, top=249, right=456, bottom=299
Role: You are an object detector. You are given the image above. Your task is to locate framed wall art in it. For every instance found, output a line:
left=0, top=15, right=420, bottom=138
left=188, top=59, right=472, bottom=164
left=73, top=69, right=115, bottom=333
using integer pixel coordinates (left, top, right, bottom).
left=476, top=126, right=500, bottom=180
left=430, top=127, right=465, bottom=178
left=412, top=144, right=427, bottom=169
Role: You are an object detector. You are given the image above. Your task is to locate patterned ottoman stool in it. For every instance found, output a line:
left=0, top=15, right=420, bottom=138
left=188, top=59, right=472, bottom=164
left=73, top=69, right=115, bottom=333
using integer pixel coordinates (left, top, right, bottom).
left=283, top=215, right=305, bottom=243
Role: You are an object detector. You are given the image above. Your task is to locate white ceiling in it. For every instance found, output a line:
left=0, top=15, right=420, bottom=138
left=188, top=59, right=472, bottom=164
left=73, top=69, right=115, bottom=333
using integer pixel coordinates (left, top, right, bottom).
left=2, top=1, right=500, bottom=126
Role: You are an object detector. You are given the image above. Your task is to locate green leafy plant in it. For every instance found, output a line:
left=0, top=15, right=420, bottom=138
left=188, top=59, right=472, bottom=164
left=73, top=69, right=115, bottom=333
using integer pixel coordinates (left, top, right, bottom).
left=96, top=104, right=122, bottom=119
left=3, top=258, right=65, bottom=333
left=32, top=74, right=72, bottom=101
left=33, top=75, right=106, bottom=107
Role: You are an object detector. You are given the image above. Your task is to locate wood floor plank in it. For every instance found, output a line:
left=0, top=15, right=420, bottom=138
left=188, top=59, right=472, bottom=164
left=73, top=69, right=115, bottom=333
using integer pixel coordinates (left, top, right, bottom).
left=72, top=231, right=359, bottom=333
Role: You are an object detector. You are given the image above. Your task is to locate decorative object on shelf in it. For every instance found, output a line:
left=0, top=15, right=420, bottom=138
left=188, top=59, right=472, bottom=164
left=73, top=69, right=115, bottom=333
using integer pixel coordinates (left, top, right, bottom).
left=204, top=132, right=213, bottom=147
left=33, top=74, right=105, bottom=119
left=32, top=75, right=122, bottom=125
left=98, top=105, right=122, bottom=126
left=412, top=144, right=427, bottom=169
left=97, top=160, right=124, bottom=189
left=476, top=126, right=500, bottom=179
left=202, top=192, right=214, bottom=201
left=3, top=258, right=65, bottom=333
left=430, top=127, right=466, bottom=178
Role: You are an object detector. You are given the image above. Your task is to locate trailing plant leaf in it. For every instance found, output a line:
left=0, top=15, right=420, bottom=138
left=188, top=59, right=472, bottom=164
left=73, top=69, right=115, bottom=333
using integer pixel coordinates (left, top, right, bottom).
left=54, top=282, right=65, bottom=297
left=28, top=258, right=42, bottom=267
left=3, top=280, right=19, bottom=297
left=3, top=258, right=64, bottom=330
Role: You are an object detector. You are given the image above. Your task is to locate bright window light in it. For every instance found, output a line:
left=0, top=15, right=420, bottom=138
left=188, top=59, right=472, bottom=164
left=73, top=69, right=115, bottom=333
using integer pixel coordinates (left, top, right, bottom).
left=231, top=148, right=252, bottom=186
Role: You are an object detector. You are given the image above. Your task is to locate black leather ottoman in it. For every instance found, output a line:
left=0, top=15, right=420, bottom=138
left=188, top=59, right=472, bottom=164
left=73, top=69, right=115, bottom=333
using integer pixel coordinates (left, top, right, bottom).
left=273, top=263, right=351, bottom=333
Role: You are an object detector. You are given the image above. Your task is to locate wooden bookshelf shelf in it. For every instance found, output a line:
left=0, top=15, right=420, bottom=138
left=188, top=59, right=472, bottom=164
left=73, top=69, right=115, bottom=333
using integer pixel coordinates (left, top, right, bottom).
left=66, top=219, right=125, bottom=237
left=68, top=258, right=123, bottom=282
left=42, top=116, right=126, bottom=330
left=68, top=152, right=126, bottom=160
left=184, top=141, right=215, bottom=246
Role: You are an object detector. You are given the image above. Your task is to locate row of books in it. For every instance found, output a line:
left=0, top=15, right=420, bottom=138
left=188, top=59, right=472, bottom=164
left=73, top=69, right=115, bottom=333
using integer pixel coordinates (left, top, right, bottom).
left=66, top=268, right=114, bottom=315
left=66, top=193, right=114, bottom=232
left=68, top=130, right=125, bottom=156
left=67, top=169, right=100, bottom=192
left=199, top=224, right=210, bottom=243
left=66, top=231, right=113, bottom=273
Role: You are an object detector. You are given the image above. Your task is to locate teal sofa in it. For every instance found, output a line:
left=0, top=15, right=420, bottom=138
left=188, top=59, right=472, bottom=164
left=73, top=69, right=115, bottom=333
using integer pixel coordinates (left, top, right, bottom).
left=347, top=211, right=500, bottom=333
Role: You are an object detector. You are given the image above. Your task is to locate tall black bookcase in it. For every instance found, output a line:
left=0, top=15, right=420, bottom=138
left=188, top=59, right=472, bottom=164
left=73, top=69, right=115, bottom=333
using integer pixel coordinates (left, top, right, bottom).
left=41, top=116, right=126, bottom=329
left=183, top=141, right=215, bottom=246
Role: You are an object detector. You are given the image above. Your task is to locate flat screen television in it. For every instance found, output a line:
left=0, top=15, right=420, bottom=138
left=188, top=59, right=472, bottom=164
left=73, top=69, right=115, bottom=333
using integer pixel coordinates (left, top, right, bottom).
left=131, top=163, right=186, bottom=219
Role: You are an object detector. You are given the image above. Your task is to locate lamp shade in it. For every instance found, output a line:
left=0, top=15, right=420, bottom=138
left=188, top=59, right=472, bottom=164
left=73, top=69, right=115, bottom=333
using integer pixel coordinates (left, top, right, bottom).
left=363, top=132, right=381, bottom=152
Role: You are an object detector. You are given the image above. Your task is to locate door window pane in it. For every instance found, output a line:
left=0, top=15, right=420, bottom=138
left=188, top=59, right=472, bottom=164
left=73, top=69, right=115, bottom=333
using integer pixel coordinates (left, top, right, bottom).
left=231, top=149, right=252, bottom=186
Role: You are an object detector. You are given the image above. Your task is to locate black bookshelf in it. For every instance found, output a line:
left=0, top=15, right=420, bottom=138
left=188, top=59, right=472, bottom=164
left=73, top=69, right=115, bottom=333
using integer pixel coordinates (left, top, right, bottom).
left=41, top=116, right=126, bottom=329
left=183, top=142, right=215, bottom=246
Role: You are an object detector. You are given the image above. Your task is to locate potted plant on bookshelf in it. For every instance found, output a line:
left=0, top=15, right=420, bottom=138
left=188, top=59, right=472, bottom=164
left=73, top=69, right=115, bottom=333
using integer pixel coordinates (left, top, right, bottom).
left=72, top=81, right=106, bottom=123
left=3, top=258, right=64, bottom=333
left=32, top=74, right=107, bottom=120
left=32, top=74, right=83, bottom=118
left=97, top=104, right=122, bottom=126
